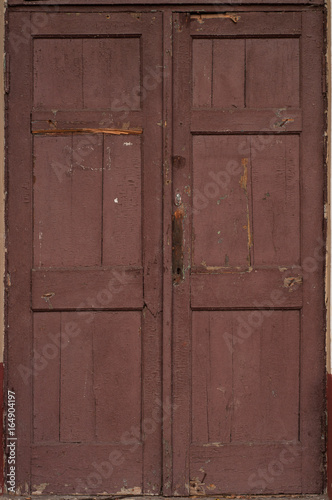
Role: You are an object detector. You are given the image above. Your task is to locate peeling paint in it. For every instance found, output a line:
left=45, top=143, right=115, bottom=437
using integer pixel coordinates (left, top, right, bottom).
left=239, top=158, right=253, bottom=259
left=217, top=194, right=228, bottom=204
left=116, top=486, right=142, bottom=494
left=207, top=483, right=216, bottom=490
left=190, top=479, right=206, bottom=495
left=172, top=205, right=185, bottom=283
left=239, top=158, right=248, bottom=191
left=276, top=117, right=295, bottom=128
left=32, top=483, right=48, bottom=495
left=41, top=292, right=55, bottom=309
left=283, top=276, right=302, bottom=290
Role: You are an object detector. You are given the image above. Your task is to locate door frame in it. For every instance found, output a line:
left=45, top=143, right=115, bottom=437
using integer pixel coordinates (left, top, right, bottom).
left=0, top=0, right=330, bottom=496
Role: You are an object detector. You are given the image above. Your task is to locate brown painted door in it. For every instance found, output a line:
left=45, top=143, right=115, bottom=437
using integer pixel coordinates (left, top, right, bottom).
left=171, top=10, right=325, bottom=496
left=7, top=11, right=163, bottom=495
left=7, top=6, right=325, bottom=497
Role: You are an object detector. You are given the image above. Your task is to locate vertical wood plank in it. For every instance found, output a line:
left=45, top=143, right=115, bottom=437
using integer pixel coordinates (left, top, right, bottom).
left=162, top=9, right=174, bottom=496
left=34, top=38, right=83, bottom=110
left=33, top=313, right=61, bottom=443
left=7, top=12, right=33, bottom=492
left=232, top=311, right=300, bottom=442
left=60, top=313, right=95, bottom=443
left=213, top=39, right=245, bottom=108
left=246, top=38, right=300, bottom=108
left=141, top=14, right=163, bottom=494
left=192, top=39, right=212, bottom=108
left=252, top=135, right=300, bottom=266
left=102, top=135, right=142, bottom=266
left=192, top=311, right=232, bottom=444
left=192, top=135, right=251, bottom=268
left=83, top=38, right=141, bottom=110
left=300, top=11, right=325, bottom=492
left=33, top=135, right=103, bottom=268
left=172, top=13, right=192, bottom=495
left=94, top=312, right=142, bottom=442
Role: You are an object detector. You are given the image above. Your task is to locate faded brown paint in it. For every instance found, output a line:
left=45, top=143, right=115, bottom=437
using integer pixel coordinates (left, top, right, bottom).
left=5, top=4, right=326, bottom=498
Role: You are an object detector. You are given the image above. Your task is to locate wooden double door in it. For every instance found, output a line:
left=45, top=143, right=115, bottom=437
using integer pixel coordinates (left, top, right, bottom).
left=7, top=7, right=325, bottom=496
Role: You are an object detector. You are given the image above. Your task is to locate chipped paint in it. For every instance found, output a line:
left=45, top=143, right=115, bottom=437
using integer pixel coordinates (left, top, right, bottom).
left=116, top=486, right=142, bottom=494
left=283, top=276, right=302, bottom=290
left=191, top=13, right=240, bottom=24
left=276, top=117, right=295, bottom=128
left=239, top=158, right=253, bottom=260
left=217, top=194, right=228, bottom=204
left=184, top=185, right=191, bottom=196
left=239, top=158, right=248, bottom=191
left=32, top=483, right=48, bottom=495
left=41, top=292, right=55, bottom=310
left=190, top=479, right=206, bottom=495
left=207, top=483, right=217, bottom=490
left=172, top=205, right=185, bottom=283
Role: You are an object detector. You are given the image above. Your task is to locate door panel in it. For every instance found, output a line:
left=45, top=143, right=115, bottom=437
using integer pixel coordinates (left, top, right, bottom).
left=8, top=11, right=162, bottom=495
left=172, top=11, right=324, bottom=495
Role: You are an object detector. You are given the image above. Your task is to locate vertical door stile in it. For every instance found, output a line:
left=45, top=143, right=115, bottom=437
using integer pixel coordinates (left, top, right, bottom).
left=172, top=12, right=192, bottom=495
left=162, top=8, right=174, bottom=497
